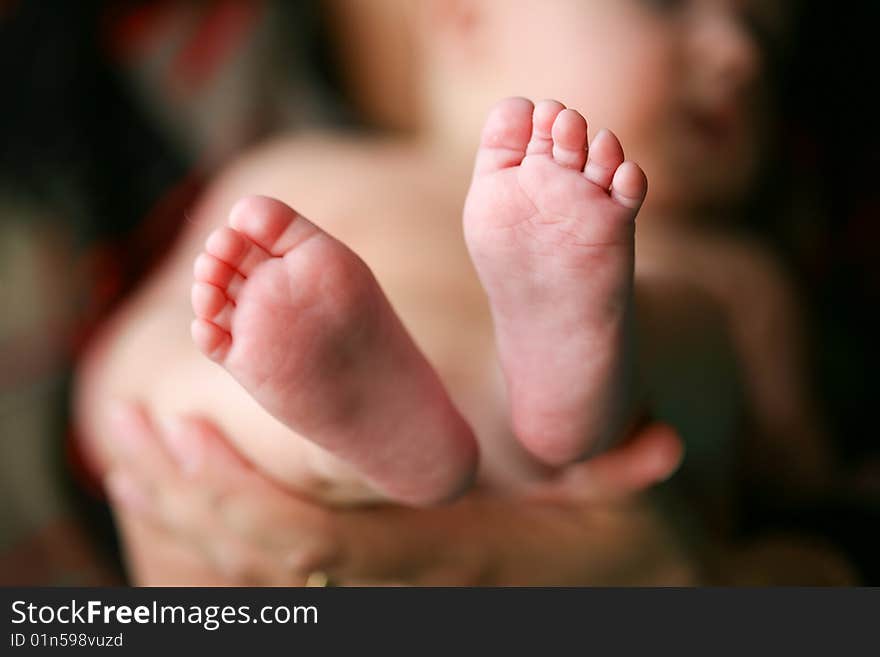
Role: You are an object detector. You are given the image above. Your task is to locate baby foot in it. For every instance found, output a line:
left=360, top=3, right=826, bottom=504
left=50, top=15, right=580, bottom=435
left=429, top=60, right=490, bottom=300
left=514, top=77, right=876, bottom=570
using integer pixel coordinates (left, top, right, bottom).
left=191, top=196, right=478, bottom=506
left=464, top=98, right=647, bottom=465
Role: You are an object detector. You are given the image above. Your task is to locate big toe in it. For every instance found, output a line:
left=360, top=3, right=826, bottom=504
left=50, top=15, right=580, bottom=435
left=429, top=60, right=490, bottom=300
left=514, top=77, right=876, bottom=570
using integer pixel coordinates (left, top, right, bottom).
left=473, top=97, right=535, bottom=176
left=229, top=195, right=321, bottom=257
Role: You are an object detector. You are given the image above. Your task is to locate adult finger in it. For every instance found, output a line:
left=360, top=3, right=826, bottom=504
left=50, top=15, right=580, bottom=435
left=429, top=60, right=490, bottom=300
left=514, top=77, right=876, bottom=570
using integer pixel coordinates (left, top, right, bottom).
left=532, top=422, right=684, bottom=503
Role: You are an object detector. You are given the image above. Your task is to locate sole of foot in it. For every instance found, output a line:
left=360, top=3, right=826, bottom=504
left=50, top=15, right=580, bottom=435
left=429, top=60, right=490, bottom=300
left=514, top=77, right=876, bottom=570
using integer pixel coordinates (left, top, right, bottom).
left=464, top=97, right=647, bottom=466
left=192, top=195, right=478, bottom=506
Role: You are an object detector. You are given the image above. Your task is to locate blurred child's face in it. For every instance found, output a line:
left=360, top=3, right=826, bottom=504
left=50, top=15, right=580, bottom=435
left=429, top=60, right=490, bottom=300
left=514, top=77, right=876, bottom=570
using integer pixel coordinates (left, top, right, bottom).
left=450, top=0, right=787, bottom=211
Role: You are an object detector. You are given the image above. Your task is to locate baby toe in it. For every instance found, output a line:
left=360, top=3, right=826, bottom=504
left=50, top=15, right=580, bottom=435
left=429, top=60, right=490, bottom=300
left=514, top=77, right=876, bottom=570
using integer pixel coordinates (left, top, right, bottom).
left=229, top=196, right=318, bottom=257
left=584, top=129, right=626, bottom=189
left=191, top=281, right=236, bottom=333
left=205, top=226, right=268, bottom=277
left=610, top=161, right=648, bottom=211
left=551, top=109, right=588, bottom=170
left=194, top=253, right=245, bottom=299
left=191, top=318, right=231, bottom=362
left=526, top=99, right=565, bottom=156
left=473, top=97, right=534, bottom=176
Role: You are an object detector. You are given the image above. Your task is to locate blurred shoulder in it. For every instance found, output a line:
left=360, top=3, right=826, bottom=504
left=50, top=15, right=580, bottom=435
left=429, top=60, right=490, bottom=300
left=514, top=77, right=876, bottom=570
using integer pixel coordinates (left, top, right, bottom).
left=208, top=131, right=404, bottom=215
left=171, top=130, right=425, bottom=254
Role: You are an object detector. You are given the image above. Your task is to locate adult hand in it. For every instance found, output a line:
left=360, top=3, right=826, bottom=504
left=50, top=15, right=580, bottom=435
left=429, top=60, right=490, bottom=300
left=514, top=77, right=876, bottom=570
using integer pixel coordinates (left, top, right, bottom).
left=102, top=403, right=693, bottom=586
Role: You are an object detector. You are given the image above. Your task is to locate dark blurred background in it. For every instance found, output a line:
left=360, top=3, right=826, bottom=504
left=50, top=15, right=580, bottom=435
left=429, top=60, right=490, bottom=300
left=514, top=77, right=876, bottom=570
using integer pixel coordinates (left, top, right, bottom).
left=1, top=0, right=877, bottom=585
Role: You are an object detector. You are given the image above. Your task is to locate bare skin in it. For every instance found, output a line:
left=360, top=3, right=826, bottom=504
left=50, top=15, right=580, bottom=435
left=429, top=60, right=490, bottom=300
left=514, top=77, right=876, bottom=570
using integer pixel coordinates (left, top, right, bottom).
left=102, top=404, right=852, bottom=586
left=75, top=0, right=835, bottom=586
left=76, top=132, right=565, bottom=506
left=103, top=403, right=691, bottom=586
left=180, top=97, right=649, bottom=503
left=76, top=125, right=826, bottom=513
left=464, top=98, right=647, bottom=464
left=191, top=195, right=478, bottom=505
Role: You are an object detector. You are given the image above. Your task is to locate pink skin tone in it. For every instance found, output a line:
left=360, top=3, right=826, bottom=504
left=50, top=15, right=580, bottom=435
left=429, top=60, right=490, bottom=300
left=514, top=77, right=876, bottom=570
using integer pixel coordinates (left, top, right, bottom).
left=190, top=196, right=478, bottom=506
left=103, top=402, right=688, bottom=586
left=422, top=0, right=776, bottom=215
left=178, top=0, right=781, bottom=504
left=464, top=98, right=646, bottom=464
left=191, top=97, right=645, bottom=499
left=79, top=0, right=840, bottom=587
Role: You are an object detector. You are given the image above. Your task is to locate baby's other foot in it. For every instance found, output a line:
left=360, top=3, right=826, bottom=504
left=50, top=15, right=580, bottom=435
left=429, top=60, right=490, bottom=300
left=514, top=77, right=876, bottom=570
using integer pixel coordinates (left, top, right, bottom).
left=464, top=98, right=647, bottom=465
left=192, top=196, right=478, bottom=505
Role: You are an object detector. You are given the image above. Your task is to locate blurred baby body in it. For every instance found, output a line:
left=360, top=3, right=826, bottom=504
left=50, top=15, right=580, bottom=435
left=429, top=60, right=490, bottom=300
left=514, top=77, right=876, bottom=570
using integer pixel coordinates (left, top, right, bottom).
left=78, top=0, right=829, bottom=508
